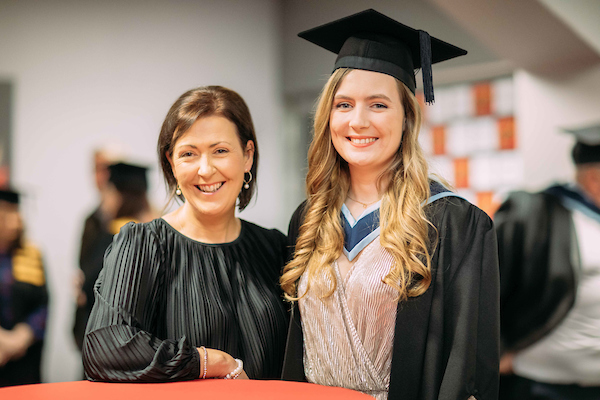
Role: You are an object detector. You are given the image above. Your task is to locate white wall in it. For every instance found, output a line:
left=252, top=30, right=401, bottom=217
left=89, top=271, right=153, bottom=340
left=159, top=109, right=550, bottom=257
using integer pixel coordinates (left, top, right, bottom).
left=515, top=65, right=600, bottom=192
left=0, top=0, right=285, bottom=382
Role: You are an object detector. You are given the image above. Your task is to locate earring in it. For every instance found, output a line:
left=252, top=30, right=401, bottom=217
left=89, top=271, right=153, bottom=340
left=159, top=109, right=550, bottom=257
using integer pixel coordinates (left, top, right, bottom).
left=175, top=185, right=182, bottom=196
left=243, top=171, right=252, bottom=190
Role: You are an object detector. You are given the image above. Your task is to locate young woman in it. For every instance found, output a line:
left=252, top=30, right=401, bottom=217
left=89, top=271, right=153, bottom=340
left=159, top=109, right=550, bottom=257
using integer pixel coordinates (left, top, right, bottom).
left=83, top=86, right=289, bottom=382
left=281, top=10, right=500, bottom=400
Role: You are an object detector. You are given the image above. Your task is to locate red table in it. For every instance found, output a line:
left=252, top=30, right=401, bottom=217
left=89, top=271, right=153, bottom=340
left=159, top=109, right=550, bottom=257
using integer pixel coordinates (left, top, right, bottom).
left=0, top=379, right=374, bottom=400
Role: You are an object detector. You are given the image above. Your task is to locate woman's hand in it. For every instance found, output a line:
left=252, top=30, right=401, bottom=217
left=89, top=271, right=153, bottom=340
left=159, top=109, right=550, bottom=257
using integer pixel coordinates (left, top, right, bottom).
left=198, top=348, right=248, bottom=379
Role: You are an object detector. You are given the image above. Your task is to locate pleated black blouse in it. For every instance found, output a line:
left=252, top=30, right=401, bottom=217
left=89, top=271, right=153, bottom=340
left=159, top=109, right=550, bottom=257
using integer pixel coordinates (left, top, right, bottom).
left=82, top=218, right=289, bottom=382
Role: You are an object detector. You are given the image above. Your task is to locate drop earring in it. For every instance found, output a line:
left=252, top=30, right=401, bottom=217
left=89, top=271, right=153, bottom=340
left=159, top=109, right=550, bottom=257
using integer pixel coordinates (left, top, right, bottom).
left=175, top=185, right=182, bottom=196
left=243, top=171, right=252, bottom=190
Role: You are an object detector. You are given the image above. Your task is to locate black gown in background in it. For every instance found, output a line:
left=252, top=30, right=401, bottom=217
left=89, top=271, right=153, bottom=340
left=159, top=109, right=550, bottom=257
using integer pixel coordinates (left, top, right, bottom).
left=83, top=218, right=289, bottom=382
left=73, top=208, right=113, bottom=351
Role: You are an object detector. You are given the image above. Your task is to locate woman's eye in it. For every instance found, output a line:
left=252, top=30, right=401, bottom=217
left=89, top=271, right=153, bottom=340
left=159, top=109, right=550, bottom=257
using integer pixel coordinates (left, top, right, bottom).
left=373, top=103, right=388, bottom=109
left=180, top=151, right=194, bottom=158
left=215, top=148, right=229, bottom=154
left=335, top=102, right=352, bottom=109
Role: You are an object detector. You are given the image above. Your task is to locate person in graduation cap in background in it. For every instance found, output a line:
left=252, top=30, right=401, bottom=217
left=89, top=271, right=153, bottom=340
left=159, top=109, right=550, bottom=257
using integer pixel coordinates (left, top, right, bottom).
left=0, top=189, right=48, bottom=386
left=103, top=162, right=157, bottom=233
left=82, top=86, right=289, bottom=382
left=280, top=9, right=499, bottom=400
left=72, top=147, right=122, bottom=350
left=73, top=162, right=157, bottom=354
left=495, top=125, right=600, bottom=400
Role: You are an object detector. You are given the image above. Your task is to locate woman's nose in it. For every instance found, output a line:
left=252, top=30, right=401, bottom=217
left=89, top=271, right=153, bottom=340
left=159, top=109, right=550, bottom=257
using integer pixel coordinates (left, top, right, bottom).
left=197, top=156, right=215, bottom=177
left=348, top=107, right=370, bottom=130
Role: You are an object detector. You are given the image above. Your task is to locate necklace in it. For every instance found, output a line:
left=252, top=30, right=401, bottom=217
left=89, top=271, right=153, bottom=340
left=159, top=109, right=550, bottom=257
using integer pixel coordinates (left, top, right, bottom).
left=346, top=195, right=380, bottom=209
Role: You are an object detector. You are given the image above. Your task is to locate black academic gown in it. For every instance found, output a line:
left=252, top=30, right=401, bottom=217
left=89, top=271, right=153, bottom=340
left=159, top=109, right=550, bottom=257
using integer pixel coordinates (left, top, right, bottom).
left=73, top=208, right=113, bottom=350
left=493, top=190, right=577, bottom=399
left=282, top=197, right=500, bottom=400
left=494, top=190, right=576, bottom=352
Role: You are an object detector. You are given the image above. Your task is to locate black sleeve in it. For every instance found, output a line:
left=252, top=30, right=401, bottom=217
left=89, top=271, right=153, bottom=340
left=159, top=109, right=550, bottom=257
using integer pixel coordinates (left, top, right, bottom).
left=494, top=192, right=536, bottom=316
left=493, top=192, right=575, bottom=352
left=79, top=210, right=104, bottom=269
left=281, top=305, right=307, bottom=382
left=281, top=202, right=308, bottom=382
left=82, top=223, right=201, bottom=382
left=434, top=201, right=500, bottom=400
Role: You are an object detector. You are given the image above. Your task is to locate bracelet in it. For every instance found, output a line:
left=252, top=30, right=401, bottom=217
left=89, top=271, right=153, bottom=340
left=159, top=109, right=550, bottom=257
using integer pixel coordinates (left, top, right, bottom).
left=224, top=359, right=243, bottom=379
left=200, top=346, right=208, bottom=379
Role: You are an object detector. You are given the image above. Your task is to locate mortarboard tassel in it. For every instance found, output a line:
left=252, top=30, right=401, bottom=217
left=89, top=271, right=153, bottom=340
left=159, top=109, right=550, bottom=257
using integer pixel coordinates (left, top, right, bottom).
left=419, top=30, right=434, bottom=104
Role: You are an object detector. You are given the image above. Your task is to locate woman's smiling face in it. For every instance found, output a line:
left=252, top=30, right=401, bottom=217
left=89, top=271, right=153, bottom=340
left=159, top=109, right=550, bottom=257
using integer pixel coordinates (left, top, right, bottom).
left=169, top=115, right=253, bottom=220
left=329, top=69, right=405, bottom=176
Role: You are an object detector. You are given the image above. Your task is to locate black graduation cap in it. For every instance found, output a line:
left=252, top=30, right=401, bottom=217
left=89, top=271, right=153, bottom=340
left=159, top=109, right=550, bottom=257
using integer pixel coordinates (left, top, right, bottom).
left=0, top=188, right=20, bottom=204
left=565, top=124, right=600, bottom=165
left=108, top=162, right=148, bottom=193
left=298, top=9, right=467, bottom=104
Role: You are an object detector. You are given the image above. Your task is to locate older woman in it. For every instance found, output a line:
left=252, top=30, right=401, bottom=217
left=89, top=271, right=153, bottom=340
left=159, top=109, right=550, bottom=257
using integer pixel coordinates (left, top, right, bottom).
left=281, top=10, right=499, bottom=400
left=83, top=86, right=288, bottom=382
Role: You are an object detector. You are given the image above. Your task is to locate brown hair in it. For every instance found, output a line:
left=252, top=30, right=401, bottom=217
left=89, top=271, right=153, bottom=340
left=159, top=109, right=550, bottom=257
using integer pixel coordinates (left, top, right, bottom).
left=114, top=189, right=151, bottom=220
left=157, top=86, right=259, bottom=210
left=281, top=68, right=433, bottom=302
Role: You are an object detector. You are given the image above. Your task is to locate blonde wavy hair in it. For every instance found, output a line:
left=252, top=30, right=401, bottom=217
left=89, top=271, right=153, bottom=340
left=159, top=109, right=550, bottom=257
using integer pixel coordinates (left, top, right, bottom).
left=280, top=68, right=434, bottom=302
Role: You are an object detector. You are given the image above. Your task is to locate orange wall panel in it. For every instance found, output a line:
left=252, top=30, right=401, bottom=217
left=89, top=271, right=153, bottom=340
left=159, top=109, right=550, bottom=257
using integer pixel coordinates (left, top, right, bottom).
left=473, top=82, right=492, bottom=116
left=498, top=116, right=516, bottom=150
left=432, top=125, right=446, bottom=155
left=454, top=158, right=469, bottom=188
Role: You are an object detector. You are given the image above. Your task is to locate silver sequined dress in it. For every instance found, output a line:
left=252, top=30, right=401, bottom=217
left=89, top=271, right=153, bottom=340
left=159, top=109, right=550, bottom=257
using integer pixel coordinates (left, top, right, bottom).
left=298, top=238, right=397, bottom=400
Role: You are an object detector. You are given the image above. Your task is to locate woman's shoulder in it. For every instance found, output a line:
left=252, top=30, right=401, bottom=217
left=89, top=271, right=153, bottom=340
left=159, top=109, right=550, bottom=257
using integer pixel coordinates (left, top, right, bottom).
left=288, top=201, right=308, bottom=228
left=428, top=197, right=498, bottom=288
left=427, top=195, right=493, bottom=232
left=290, top=201, right=308, bottom=221
left=114, top=217, right=163, bottom=235
left=241, top=219, right=287, bottom=245
left=111, top=218, right=168, bottom=252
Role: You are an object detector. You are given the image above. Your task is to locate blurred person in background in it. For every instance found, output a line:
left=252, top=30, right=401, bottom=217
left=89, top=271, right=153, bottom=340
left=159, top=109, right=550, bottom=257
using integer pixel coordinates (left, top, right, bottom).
left=72, top=147, right=120, bottom=350
left=495, top=126, right=600, bottom=400
left=0, top=189, right=48, bottom=386
left=72, top=162, right=156, bottom=353
left=280, top=10, right=499, bottom=400
left=82, top=86, right=289, bottom=382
